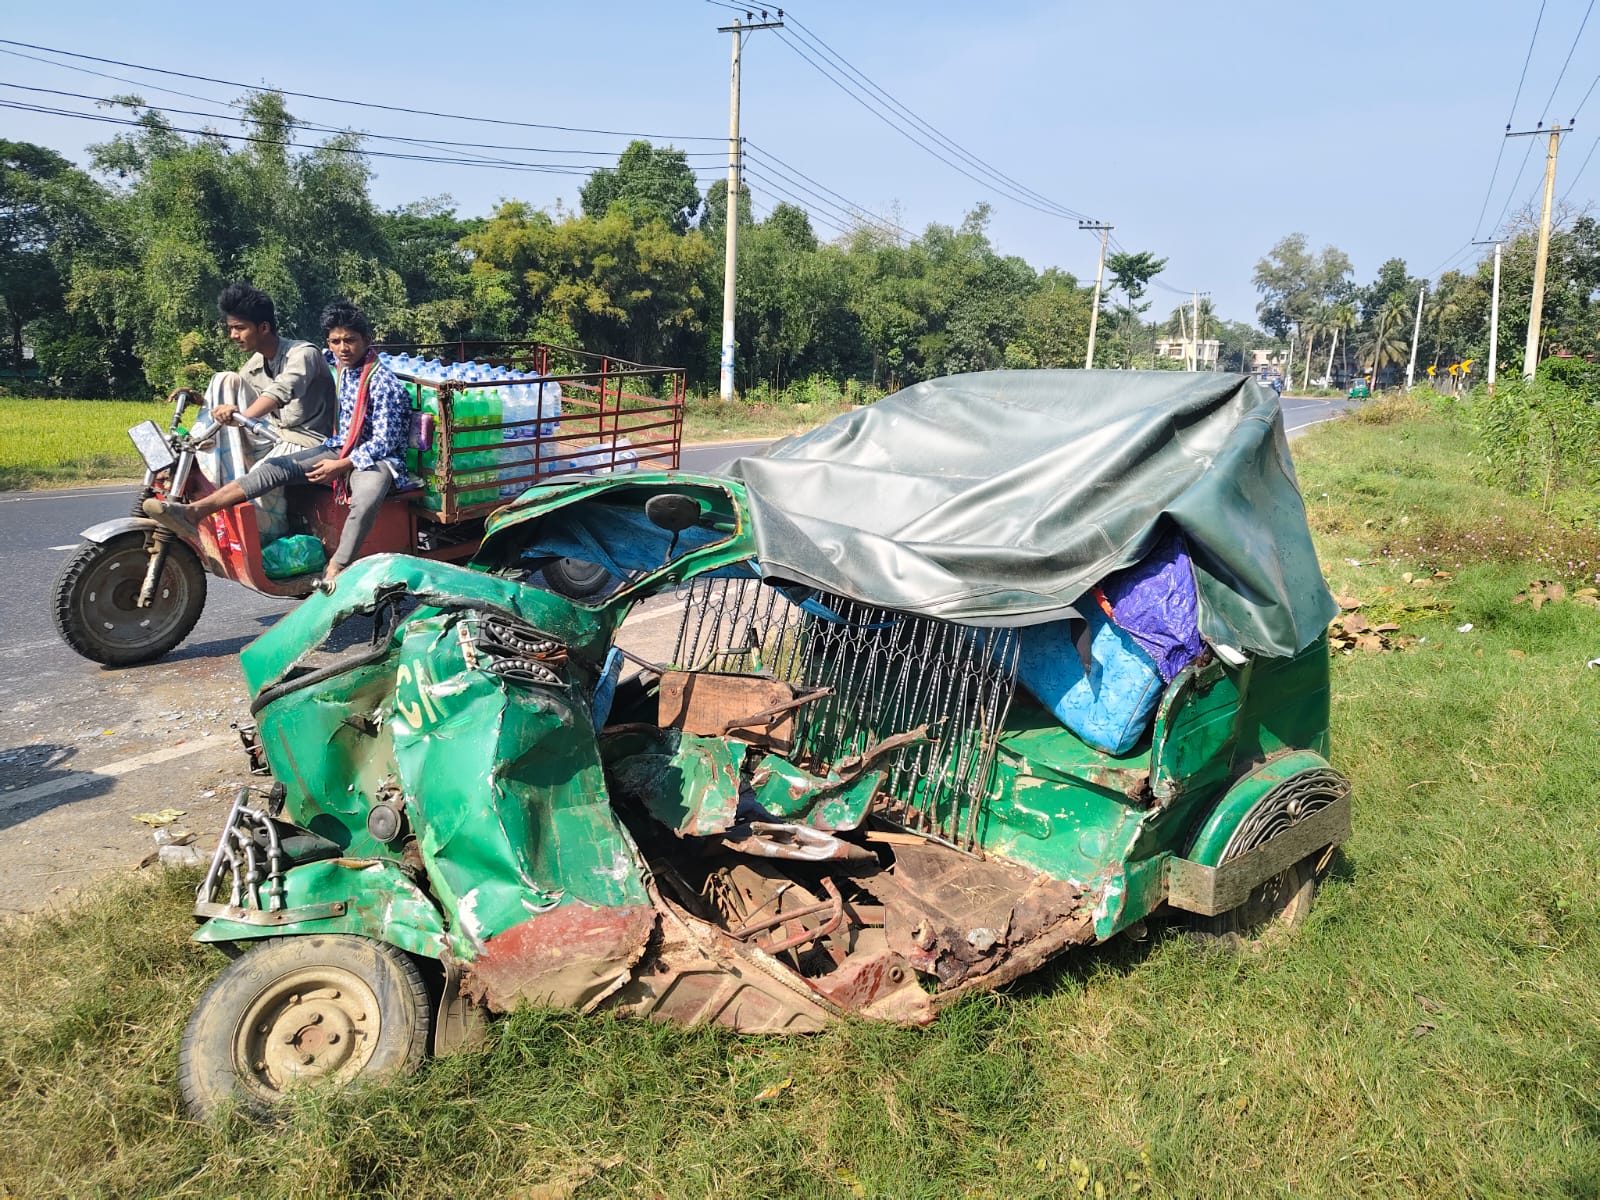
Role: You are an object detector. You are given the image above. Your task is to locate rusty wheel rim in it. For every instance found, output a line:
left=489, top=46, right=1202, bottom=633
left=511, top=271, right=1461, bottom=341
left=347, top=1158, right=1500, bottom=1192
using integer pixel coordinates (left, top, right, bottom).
left=232, top=966, right=382, bottom=1102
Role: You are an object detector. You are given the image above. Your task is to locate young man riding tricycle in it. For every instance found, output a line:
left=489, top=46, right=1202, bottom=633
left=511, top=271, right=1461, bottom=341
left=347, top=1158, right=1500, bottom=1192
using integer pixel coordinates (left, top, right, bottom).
left=50, top=302, right=685, bottom=666
left=178, top=370, right=1351, bottom=1119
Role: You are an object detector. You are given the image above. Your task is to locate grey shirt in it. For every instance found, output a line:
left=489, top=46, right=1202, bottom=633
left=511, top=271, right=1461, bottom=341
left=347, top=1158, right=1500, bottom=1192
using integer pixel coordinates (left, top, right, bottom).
left=240, top=337, right=337, bottom=447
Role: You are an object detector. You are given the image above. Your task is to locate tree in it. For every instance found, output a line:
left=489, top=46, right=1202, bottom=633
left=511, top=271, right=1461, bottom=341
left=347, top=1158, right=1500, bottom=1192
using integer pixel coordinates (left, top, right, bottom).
left=68, top=92, right=405, bottom=390
left=1102, top=249, right=1167, bottom=367
left=1007, top=269, right=1092, bottom=369
left=0, top=141, right=95, bottom=373
left=579, top=141, right=702, bottom=235
left=1253, top=233, right=1352, bottom=385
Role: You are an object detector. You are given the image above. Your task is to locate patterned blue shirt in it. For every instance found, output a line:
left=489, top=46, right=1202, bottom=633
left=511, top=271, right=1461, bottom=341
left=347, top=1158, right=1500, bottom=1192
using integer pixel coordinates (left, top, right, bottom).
left=323, top=350, right=412, bottom=485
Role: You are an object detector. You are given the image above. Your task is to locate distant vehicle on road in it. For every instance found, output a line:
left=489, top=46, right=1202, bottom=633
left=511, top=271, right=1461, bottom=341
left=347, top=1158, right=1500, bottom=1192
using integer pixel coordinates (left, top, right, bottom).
left=1348, top=380, right=1371, bottom=400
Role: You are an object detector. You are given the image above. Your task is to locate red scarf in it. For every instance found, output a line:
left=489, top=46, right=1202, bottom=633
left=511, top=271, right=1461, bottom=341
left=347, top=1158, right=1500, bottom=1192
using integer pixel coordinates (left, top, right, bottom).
left=334, top=351, right=376, bottom=505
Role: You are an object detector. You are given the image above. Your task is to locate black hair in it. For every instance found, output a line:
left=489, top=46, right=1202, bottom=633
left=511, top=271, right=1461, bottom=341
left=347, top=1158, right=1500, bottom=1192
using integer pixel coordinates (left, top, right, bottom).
left=319, top=300, right=374, bottom=341
left=216, top=281, right=276, bottom=330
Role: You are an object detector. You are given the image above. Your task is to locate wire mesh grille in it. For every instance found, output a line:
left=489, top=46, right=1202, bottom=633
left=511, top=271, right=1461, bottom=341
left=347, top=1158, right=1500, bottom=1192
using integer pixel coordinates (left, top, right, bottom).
left=672, top=578, right=1019, bottom=851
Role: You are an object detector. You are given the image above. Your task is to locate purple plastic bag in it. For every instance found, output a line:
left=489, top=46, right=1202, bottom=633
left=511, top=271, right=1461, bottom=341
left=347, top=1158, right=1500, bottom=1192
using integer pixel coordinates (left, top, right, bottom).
left=1101, top=529, right=1203, bottom=682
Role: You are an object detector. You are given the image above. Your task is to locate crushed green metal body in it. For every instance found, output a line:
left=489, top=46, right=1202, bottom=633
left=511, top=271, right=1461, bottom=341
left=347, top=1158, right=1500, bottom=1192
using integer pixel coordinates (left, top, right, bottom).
left=195, top=372, right=1351, bottom=1045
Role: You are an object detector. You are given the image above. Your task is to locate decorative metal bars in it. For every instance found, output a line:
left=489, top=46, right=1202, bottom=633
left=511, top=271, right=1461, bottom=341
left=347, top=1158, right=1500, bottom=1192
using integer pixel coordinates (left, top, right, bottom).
left=672, top=578, right=1020, bottom=851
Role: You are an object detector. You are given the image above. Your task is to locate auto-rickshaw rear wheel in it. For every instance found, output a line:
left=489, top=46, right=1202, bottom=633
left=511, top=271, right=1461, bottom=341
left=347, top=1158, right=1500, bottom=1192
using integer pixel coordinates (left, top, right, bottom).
left=52, top=531, right=206, bottom=666
left=179, top=934, right=431, bottom=1120
left=1192, top=854, right=1317, bottom=941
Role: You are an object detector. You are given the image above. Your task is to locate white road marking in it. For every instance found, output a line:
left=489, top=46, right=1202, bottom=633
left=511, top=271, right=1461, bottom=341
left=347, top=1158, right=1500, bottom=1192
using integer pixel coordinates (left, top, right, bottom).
left=0, top=484, right=135, bottom=504
left=621, top=604, right=685, bottom=629
left=0, top=736, right=217, bottom=815
left=1285, top=415, right=1341, bottom=433
left=48, top=543, right=78, bottom=550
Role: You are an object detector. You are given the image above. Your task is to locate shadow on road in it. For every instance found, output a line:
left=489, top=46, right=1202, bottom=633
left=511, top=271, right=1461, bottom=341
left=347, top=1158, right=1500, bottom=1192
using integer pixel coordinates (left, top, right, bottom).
left=0, top=743, right=112, bottom=832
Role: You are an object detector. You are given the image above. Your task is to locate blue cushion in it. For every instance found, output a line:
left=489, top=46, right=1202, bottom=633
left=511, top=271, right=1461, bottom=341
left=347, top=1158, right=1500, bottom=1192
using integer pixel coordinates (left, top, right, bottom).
left=1014, top=610, right=1165, bottom=755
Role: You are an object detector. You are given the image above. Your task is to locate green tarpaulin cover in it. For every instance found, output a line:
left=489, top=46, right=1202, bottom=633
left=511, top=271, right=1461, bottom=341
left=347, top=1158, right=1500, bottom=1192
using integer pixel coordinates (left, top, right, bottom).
left=723, top=370, right=1336, bottom=658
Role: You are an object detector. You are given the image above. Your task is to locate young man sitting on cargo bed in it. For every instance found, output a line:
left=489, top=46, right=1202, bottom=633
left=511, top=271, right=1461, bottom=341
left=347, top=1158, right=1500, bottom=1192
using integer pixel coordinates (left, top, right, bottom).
left=146, top=301, right=412, bottom=585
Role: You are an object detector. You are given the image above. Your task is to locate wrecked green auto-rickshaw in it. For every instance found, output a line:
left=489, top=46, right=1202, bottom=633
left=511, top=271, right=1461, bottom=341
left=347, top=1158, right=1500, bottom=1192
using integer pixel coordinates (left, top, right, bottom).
left=182, top=371, right=1350, bottom=1118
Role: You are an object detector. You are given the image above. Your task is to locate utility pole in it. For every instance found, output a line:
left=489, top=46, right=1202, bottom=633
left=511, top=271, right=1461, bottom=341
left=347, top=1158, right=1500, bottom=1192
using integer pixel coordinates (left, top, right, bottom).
left=1472, top=237, right=1503, bottom=393
left=1190, top=291, right=1200, bottom=371
left=1081, top=220, right=1113, bottom=368
left=1506, top=122, right=1568, bottom=380
left=1404, top=283, right=1426, bottom=391
left=716, top=13, right=784, bottom=402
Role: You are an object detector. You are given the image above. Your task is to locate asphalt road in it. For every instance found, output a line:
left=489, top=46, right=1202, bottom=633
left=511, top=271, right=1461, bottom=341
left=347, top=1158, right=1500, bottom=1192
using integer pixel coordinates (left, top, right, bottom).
left=0, top=400, right=1344, bottom=914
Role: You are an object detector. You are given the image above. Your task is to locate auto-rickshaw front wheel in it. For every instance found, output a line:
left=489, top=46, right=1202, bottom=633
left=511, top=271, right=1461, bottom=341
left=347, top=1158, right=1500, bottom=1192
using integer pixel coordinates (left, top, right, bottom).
left=179, top=934, right=431, bottom=1120
left=52, top=531, right=206, bottom=665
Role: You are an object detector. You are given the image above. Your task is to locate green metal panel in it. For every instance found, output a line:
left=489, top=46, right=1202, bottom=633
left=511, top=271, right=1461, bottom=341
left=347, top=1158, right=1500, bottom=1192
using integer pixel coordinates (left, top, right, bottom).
left=194, top=858, right=448, bottom=958
left=1182, top=749, right=1341, bottom=867
left=244, top=554, right=650, bottom=967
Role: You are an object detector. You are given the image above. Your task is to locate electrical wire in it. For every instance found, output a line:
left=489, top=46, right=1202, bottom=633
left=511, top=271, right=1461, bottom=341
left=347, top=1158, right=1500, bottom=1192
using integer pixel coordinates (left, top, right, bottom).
left=779, top=11, right=1085, bottom=220
left=769, top=26, right=1085, bottom=222
left=0, top=82, right=725, bottom=162
left=1560, top=133, right=1600, bottom=201
left=1471, top=0, right=1548, bottom=240
left=1490, top=136, right=1541, bottom=237
left=1541, top=0, right=1594, bottom=121
left=742, top=141, right=911, bottom=239
left=1510, top=0, right=1548, bottom=124
left=0, top=37, right=722, bottom=141
left=0, top=99, right=682, bottom=177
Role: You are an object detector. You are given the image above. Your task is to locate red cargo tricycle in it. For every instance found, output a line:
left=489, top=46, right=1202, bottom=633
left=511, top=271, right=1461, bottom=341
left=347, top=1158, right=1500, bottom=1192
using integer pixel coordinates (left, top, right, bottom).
left=52, top=342, right=685, bottom=665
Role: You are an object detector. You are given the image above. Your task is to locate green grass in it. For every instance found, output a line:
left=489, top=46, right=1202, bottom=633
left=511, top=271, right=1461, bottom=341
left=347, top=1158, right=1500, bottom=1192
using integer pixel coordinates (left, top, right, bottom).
left=5, top=401, right=1600, bottom=1197
left=0, top=397, right=169, bottom=490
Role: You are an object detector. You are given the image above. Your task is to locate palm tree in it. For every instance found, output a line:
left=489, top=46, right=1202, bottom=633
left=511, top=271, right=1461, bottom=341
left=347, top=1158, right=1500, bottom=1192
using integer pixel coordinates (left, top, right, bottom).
left=1361, top=299, right=1411, bottom=386
left=1323, top=302, right=1357, bottom=385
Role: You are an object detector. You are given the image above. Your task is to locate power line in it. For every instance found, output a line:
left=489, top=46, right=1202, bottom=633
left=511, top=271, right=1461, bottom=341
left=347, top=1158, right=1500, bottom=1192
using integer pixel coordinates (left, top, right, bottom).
left=1472, top=1, right=1549, bottom=240
left=1510, top=0, right=1548, bottom=123
left=770, top=25, right=1086, bottom=222
left=743, top=141, right=912, bottom=239
left=779, top=11, right=1085, bottom=220
left=0, top=37, right=722, bottom=142
left=0, top=99, right=691, bottom=177
left=739, top=164, right=884, bottom=239
left=1541, top=0, right=1595, bottom=120
left=1560, top=133, right=1600, bottom=201
left=0, top=82, right=727, bottom=162
left=1490, top=136, right=1540, bottom=237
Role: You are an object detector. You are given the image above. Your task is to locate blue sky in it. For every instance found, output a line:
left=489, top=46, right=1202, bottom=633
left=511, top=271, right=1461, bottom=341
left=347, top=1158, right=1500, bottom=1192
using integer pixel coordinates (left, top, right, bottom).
left=5, top=1, right=1593, bottom=322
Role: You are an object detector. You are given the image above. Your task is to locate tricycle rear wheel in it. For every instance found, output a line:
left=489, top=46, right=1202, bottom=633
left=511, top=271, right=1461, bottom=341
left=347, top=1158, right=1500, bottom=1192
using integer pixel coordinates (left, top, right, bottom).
left=179, top=934, right=431, bottom=1120
left=1191, top=854, right=1317, bottom=941
left=52, top=531, right=206, bottom=666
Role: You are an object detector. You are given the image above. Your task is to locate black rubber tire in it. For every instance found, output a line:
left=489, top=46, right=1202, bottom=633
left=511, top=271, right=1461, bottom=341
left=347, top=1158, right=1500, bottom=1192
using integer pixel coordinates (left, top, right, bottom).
left=1190, top=854, right=1317, bottom=943
left=52, top=531, right=206, bottom=666
left=541, top=557, right=614, bottom=601
left=178, top=934, right=431, bottom=1120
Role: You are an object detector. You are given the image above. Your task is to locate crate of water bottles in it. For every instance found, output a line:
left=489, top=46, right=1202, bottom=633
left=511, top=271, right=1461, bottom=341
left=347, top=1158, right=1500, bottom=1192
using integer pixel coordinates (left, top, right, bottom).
left=374, top=341, right=686, bottom=522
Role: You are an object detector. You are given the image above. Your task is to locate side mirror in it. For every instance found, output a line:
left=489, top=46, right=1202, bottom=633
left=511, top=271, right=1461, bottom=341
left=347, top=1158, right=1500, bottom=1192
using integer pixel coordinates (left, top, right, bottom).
left=645, top=493, right=701, bottom=534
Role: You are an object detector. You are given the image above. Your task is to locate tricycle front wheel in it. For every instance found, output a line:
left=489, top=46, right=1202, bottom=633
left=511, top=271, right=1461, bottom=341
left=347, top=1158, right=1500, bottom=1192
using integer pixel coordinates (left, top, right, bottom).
left=179, top=934, right=431, bottom=1120
left=52, top=531, right=206, bottom=665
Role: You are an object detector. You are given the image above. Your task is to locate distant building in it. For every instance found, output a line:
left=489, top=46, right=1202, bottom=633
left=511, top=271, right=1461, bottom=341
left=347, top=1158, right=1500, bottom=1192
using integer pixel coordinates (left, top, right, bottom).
left=1155, top=336, right=1220, bottom=367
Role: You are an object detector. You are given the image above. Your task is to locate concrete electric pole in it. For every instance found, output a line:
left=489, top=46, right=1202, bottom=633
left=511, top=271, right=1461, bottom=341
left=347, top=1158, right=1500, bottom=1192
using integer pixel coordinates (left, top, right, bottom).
left=1404, top=283, right=1426, bottom=391
left=716, top=13, right=784, bottom=402
left=1472, top=238, right=1503, bottom=394
left=1081, top=221, right=1113, bottom=369
left=1506, top=122, right=1568, bottom=380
